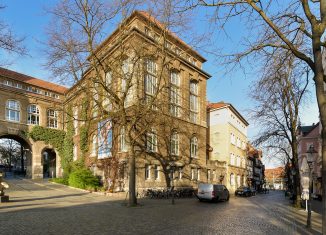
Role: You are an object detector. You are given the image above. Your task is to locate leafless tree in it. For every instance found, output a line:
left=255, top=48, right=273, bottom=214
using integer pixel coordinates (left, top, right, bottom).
left=0, top=139, right=21, bottom=171
left=0, top=5, right=26, bottom=65
left=174, top=0, right=325, bottom=229
left=250, top=51, right=309, bottom=206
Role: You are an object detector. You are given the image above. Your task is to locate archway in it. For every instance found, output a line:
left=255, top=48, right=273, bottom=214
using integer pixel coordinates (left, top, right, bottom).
left=0, top=134, right=32, bottom=178
left=41, top=148, right=56, bottom=178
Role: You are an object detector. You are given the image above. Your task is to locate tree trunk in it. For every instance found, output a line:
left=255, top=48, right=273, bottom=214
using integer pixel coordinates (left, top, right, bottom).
left=21, top=145, right=24, bottom=175
left=128, top=151, right=137, bottom=206
left=163, top=166, right=171, bottom=188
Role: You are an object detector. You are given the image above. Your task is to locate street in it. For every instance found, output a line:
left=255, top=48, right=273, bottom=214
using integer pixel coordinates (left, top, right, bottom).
left=0, top=177, right=322, bottom=235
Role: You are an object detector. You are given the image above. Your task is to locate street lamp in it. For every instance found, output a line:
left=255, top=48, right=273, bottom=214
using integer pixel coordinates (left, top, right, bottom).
left=306, top=145, right=317, bottom=228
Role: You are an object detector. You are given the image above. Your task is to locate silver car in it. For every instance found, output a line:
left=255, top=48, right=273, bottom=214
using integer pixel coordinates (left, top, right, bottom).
left=196, top=183, right=230, bottom=202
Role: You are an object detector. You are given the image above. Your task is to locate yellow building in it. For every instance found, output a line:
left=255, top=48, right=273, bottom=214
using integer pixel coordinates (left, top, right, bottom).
left=207, top=102, right=249, bottom=192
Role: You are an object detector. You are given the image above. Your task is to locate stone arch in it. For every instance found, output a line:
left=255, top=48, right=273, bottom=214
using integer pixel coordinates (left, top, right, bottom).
left=0, top=133, right=32, bottom=177
left=41, top=147, right=57, bottom=178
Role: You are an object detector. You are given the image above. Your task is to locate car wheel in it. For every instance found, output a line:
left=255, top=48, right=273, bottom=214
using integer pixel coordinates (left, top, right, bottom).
left=226, top=195, right=230, bottom=201
left=246, top=192, right=250, bottom=197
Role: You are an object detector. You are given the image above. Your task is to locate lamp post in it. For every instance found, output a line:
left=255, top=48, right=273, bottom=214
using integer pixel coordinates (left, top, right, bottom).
left=306, top=145, right=317, bottom=228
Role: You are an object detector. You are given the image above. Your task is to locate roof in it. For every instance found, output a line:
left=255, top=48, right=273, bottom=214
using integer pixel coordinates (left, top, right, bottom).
left=298, top=122, right=319, bottom=136
left=0, top=67, right=68, bottom=94
left=94, top=10, right=207, bottom=63
left=207, top=101, right=249, bottom=126
left=265, top=167, right=285, bottom=179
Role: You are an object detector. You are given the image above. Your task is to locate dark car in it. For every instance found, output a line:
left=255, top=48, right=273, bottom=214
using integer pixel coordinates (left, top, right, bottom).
left=235, top=186, right=253, bottom=197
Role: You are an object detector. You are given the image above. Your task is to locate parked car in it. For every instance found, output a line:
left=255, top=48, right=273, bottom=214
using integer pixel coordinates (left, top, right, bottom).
left=235, top=186, right=254, bottom=197
left=196, top=183, right=229, bottom=202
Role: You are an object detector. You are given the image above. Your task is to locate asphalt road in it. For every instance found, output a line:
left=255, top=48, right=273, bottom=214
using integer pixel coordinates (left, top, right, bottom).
left=0, top=177, right=322, bottom=235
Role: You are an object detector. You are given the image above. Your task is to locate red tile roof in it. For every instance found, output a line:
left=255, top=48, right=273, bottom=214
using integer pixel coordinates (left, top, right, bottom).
left=265, top=167, right=285, bottom=179
left=207, top=102, right=229, bottom=110
left=0, top=67, right=68, bottom=94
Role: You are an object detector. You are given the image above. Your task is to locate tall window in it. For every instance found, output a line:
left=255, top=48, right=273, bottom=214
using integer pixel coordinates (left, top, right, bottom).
left=230, top=153, right=235, bottom=165
left=236, top=156, right=241, bottom=167
left=146, top=129, right=157, bottom=152
left=145, top=164, right=151, bottom=180
left=144, top=59, right=157, bottom=106
left=230, top=173, right=235, bottom=186
left=190, top=136, right=198, bottom=158
left=237, top=174, right=241, bottom=187
left=6, top=100, right=20, bottom=122
left=27, top=104, right=39, bottom=125
left=154, top=165, right=159, bottom=180
left=189, top=81, right=199, bottom=123
left=120, top=126, right=127, bottom=152
left=122, top=59, right=133, bottom=107
left=105, top=70, right=112, bottom=87
left=170, top=71, right=180, bottom=117
left=47, top=109, right=58, bottom=128
left=170, top=132, right=179, bottom=156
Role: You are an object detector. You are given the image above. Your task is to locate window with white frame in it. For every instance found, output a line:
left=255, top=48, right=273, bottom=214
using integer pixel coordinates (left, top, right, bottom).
left=189, top=81, right=199, bottom=123
left=146, top=129, right=157, bottom=152
left=207, top=169, right=211, bottom=181
left=237, top=138, right=241, bottom=148
left=47, top=109, right=58, bottom=128
left=237, top=174, right=241, bottom=187
left=230, top=173, right=235, bottom=186
left=105, top=70, right=112, bottom=87
left=145, top=164, right=151, bottom=180
left=230, top=153, right=235, bottom=165
left=190, top=136, right=198, bottom=158
left=91, top=135, right=97, bottom=156
left=197, top=168, right=200, bottom=181
left=236, top=156, right=241, bottom=167
left=230, top=133, right=236, bottom=145
left=170, top=71, right=181, bottom=117
left=121, top=59, right=133, bottom=107
left=120, top=126, right=127, bottom=152
left=178, top=167, right=183, bottom=179
left=27, top=104, right=39, bottom=125
left=144, top=59, right=157, bottom=107
left=170, top=132, right=179, bottom=156
left=6, top=100, right=20, bottom=122
left=154, top=165, right=159, bottom=180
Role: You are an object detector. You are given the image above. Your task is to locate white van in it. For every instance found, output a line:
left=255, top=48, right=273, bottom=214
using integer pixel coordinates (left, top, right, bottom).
left=196, top=183, right=229, bottom=202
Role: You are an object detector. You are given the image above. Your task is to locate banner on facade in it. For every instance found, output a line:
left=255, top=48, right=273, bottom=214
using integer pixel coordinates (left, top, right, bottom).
left=98, top=119, right=112, bottom=159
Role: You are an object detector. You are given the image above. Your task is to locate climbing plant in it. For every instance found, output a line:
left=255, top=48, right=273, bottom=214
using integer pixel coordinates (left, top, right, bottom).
left=28, top=125, right=66, bottom=160
left=62, top=105, right=74, bottom=175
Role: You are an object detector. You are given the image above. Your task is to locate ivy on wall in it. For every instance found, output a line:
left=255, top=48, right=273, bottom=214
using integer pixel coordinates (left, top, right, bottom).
left=80, top=97, right=90, bottom=156
left=28, top=126, right=66, bottom=161
left=62, top=105, right=74, bottom=175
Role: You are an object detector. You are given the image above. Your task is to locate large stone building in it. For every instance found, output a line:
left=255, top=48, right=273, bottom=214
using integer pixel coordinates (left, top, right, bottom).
left=207, top=102, right=249, bottom=192
left=0, top=68, right=67, bottom=178
left=0, top=11, right=211, bottom=192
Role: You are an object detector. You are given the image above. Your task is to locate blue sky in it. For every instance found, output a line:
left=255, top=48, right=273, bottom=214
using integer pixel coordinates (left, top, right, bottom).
left=1, top=1, right=320, bottom=168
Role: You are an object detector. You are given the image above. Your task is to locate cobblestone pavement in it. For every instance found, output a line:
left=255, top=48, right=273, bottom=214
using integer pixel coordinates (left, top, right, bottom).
left=0, top=177, right=322, bottom=235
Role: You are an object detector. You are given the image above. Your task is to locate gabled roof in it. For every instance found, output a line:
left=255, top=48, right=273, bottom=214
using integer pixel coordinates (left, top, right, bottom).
left=0, top=67, right=68, bottom=94
left=93, top=10, right=207, bottom=63
left=298, top=122, right=319, bottom=137
left=207, top=101, right=249, bottom=126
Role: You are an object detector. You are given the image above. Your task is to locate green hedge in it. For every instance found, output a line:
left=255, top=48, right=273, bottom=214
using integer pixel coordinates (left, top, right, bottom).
left=68, top=169, right=100, bottom=190
left=50, top=177, right=69, bottom=185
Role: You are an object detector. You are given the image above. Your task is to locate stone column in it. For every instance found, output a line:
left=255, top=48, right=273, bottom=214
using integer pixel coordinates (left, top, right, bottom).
left=32, top=143, right=43, bottom=179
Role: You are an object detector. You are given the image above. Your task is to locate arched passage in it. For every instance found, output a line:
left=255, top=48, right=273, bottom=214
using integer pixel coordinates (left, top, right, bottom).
left=41, top=148, right=56, bottom=178
left=0, top=134, right=32, bottom=177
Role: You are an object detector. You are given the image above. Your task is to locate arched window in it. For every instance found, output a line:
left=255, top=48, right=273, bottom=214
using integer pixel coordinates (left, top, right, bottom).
left=144, top=58, right=157, bottom=107
left=170, top=131, right=179, bottom=156
left=47, top=109, right=58, bottom=128
left=237, top=174, right=241, bottom=187
left=190, top=136, right=198, bottom=158
left=27, top=104, right=40, bottom=125
left=6, top=100, right=20, bottom=122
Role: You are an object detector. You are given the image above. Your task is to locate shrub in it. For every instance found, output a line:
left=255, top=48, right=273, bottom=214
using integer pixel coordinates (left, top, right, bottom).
left=50, top=177, right=69, bottom=185
left=68, top=169, right=100, bottom=190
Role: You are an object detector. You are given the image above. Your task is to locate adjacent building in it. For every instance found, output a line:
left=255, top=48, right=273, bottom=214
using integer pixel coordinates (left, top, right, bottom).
left=247, top=144, right=265, bottom=190
left=297, top=122, right=322, bottom=199
left=207, top=102, right=249, bottom=192
left=265, top=167, right=285, bottom=190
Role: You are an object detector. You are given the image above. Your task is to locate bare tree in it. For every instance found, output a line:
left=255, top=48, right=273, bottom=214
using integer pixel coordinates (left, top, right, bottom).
left=45, top=0, right=203, bottom=207
left=0, top=139, right=21, bottom=171
left=0, top=5, right=26, bottom=65
left=174, top=0, right=325, bottom=229
left=250, top=51, right=309, bottom=206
